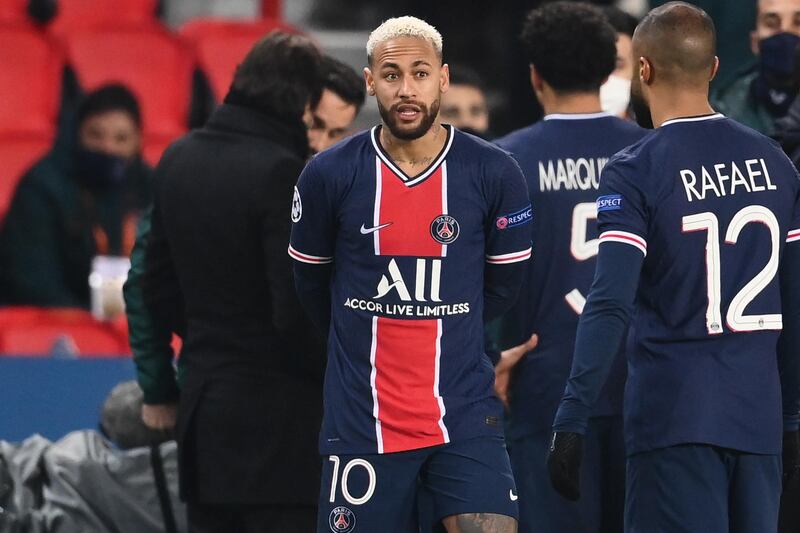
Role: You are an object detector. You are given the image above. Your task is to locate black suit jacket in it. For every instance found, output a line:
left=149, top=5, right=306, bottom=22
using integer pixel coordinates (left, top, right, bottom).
left=141, top=104, right=325, bottom=505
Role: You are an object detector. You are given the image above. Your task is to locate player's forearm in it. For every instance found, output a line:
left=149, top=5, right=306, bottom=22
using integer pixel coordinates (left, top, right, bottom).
left=779, top=244, right=800, bottom=431
left=293, top=262, right=333, bottom=334
left=483, top=261, right=526, bottom=323
left=553, top=243, right=642, bottom=434
left=125, top=209, right=180, bottom=404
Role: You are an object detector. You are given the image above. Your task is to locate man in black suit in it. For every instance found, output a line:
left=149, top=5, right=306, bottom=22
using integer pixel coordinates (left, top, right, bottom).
left=138, top=32, right=325, bottom=532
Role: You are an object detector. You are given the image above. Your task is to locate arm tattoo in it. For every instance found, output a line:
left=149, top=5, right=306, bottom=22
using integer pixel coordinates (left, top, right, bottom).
left=443, top=513, right=517, bottom=533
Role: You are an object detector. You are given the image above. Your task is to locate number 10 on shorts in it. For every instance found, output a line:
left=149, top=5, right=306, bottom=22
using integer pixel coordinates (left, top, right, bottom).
left=329, top=456, right=377, bottom=505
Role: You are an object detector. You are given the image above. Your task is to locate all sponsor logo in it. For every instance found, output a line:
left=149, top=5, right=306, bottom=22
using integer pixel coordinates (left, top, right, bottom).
left=329, top=506, right=356, bottom=533
left=496, top=205, right=532, bottom=230
left=430, top=215, right=460, bottom=244
left=596, top=194, right=622, bottom=212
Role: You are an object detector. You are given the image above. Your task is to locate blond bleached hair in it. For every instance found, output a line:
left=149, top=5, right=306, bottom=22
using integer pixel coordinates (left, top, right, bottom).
left=366, top=16, right=443, bottom=63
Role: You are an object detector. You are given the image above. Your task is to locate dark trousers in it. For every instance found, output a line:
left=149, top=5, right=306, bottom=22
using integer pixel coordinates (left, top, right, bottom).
left=626, top=444, right=780, bottom=533
left=187, top=502, right=317, bottom=533
left=507, top=416, right=625, bottom=533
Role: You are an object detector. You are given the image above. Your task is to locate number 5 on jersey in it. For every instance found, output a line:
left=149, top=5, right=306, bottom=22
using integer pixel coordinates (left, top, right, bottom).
left=566, top=202, right=600, bottom=314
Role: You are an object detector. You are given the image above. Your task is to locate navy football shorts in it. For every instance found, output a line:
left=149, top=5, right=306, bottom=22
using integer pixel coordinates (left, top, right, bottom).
left=317, top=435, right=518, bottom=533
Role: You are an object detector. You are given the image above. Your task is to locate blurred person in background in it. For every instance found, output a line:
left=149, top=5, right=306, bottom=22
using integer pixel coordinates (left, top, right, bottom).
left=493, top=3, right=647, bottom=532
left=712, top=0, right=800, bottom=135
left=308, top=55, right=366, bottom=154
left=123, top=51, right=365, bottom=439
left=440, top=63, right=491, bottom=137
left=0, top=381, right=184, bottom=533
left=601, top=6, right=639, bottom=119
left=136, top=32, right=325, bottom=533
left=0, top=84, right=151, bottom=309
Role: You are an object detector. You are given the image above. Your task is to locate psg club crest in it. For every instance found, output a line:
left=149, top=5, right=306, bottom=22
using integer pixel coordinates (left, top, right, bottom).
left=291, top=186, right=302, bottom=223
left=430, top=214, right=460, bottom=245
left=329, top=506, right=356, bottom=533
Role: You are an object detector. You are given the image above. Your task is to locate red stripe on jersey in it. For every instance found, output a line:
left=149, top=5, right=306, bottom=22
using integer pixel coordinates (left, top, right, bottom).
left=375, top=162, right=444, bottom=257
left=287, top=245, right=333, bottom=264
left=373, top=316, right=446, bottom=453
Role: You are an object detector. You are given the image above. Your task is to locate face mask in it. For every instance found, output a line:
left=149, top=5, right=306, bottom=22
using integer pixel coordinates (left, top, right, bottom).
left=75, top=147, right=129, bottom=190
left=754, top=32, right=800, bottom=116
left=600, top=75, right=632, bottom=117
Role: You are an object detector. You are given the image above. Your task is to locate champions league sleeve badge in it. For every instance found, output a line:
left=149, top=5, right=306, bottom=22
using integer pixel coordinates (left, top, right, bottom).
left=430, top=214, right=460, bottom=245
left=291, top=186, right=302, bottom=223
left=329, top=506, right=356, bottom=532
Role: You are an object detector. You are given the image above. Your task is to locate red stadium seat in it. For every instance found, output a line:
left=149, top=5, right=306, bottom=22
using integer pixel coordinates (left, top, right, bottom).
left=179, top=18, right=301, bottom=101
left=0, top=26, right=62, bottom=137
left=0, top=0, right=27, bottom=24
left=0, top=306, right=47, bottom=329
left=261, top=0, right=282, bottom=19
left=0, top=308, right=130, bottom=356
left=0, top=134, right=51, bottom=222
left=48, top=0, right=159, bottom=36
left=63, top=26, right=193, bottom=164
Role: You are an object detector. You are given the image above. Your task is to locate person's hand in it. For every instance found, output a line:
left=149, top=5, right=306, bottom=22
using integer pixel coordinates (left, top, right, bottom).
left=547, top=431, right=584, bottom=501
left=494, top=334, right=538, bottom=408
left=142, top=403, right=178, bottom=431
left=784, top=430, right=800, bottom=491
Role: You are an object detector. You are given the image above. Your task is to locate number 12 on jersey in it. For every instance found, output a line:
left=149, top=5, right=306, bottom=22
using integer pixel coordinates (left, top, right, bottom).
left=682, top=204, right=782, bottom=335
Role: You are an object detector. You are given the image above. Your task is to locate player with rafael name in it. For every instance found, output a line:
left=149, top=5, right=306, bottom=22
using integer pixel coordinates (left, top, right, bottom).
left=493, top=3, right=647, bottom=533
left=289, top=16, right=532, bottom=533
left=548, top=3, right=800, bottom=532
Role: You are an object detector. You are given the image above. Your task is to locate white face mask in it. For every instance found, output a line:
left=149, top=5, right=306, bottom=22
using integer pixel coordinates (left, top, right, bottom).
left=600, top=75, right=632, bottom=117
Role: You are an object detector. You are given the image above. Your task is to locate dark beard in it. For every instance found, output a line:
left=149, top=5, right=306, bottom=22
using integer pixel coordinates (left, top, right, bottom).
left=630, top=91, right=654, bottom=129
left=377, top=98, right=440, bottom=140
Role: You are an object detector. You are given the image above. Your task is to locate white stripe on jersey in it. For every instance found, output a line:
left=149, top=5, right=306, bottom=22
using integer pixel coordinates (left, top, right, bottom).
left=485, top=247, right=533, bottom=264
left=598, top=230, right=648, bottom=256
left=288, top=245, right=333, bottom=264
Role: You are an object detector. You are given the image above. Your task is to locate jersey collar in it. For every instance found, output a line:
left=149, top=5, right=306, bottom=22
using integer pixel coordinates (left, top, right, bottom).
left=370, top=125, right=454, bottom=187
left=660, top=113, right=725, bottom=127
left=543, top=111, right=612, bottom=121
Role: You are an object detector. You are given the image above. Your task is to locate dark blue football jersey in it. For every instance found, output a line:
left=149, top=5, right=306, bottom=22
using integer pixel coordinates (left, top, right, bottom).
left=289, top=125, right=532, bottom=455
left=597, top=113, right=800, bottom=455
left=495, top=112, right=647, bottom=437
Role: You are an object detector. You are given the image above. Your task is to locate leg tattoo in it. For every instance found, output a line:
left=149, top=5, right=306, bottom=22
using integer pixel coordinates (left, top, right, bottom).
left=442, top=513, right=517, bottom=533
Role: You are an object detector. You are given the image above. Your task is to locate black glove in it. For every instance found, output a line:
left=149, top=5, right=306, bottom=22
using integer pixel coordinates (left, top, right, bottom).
left=546, top=431, right=583, bottom=501
left=784, top=430, right=800, bottom=492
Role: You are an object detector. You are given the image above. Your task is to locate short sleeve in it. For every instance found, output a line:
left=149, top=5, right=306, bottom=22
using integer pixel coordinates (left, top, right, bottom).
left=288, top=158, right=336, bottom=265
left=485, top=155, right=533, bottom=265
left=596, top=160, right=649, bottom=257
left=785, top=167, right=800, bottom=245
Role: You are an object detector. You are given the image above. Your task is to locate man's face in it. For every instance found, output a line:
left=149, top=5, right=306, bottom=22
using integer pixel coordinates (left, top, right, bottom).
left=754, top=0, right=800, bottom=52
left=440, top=83, right=489, bottom=134
left=365, top=37, right=449, bottom=140
left=612, top=33, right=635, bottom=81
left=78, top=110, right=141, bottom=161
left=308, top=89, right=358, bottom=154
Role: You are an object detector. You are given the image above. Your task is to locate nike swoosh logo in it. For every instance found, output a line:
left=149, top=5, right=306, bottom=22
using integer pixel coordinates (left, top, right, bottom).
left=360, top=222, right=393, bottom=235
left=509, top=489, right=518, bottom=502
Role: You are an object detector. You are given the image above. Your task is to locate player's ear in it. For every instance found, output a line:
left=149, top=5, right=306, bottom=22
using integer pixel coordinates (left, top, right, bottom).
left=709, top=56, right=720, bottom=82
left=529, top=64, right=544, bottom=93
left=440, top=62, right=450, bottom=93
left=364, top=67, right=375, bottom=97
left=639, top=57, right=652, bottom=86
